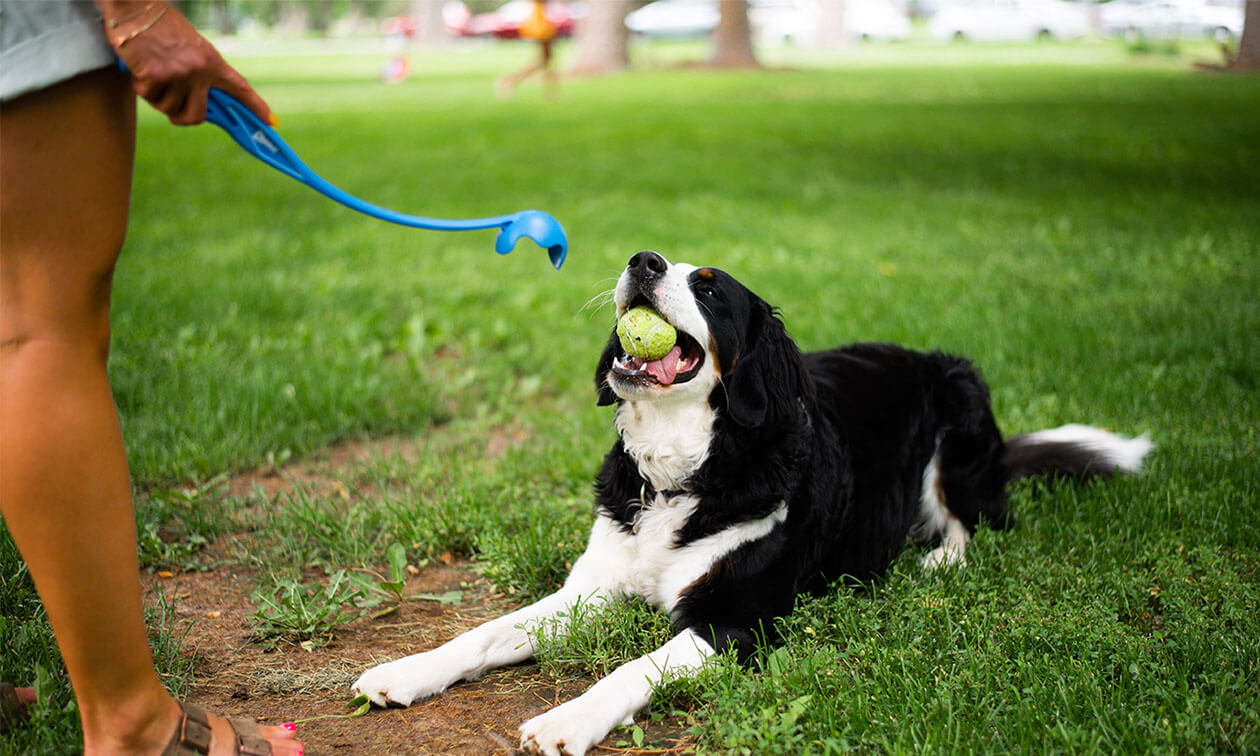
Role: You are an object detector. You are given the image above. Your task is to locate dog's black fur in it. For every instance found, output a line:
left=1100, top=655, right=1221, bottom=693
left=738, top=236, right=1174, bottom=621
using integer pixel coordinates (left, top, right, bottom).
left=592, top=259, right=1127, bottom=663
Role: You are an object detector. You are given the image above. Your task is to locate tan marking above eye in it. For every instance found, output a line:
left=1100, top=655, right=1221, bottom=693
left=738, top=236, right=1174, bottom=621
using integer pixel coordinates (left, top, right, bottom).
left=696, top=268, right=715, bottom=279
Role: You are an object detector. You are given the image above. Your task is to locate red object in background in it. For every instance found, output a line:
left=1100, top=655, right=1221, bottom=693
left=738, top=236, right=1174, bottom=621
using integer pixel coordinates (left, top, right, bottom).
left=382, top=55, right=411, bottom=83
left=381, top=15, right=417, bottom=38
left=383, top=2, right=577, bottom=42
left=448, top=1, right=577, bottom=39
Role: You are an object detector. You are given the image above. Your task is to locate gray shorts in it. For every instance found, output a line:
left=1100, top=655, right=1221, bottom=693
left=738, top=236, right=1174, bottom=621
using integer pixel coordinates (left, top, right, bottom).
left=0, top=0, right=115, bottom=102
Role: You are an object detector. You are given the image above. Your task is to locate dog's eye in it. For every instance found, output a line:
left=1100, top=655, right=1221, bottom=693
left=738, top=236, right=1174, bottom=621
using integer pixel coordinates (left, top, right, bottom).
left=697, top=285, right=717, bottom=298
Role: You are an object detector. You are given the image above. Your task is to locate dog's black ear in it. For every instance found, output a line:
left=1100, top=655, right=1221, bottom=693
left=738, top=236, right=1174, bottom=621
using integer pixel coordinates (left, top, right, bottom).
left=723, top=300, right=808, bottom=428
left=595, top=327, right=622, bottom=406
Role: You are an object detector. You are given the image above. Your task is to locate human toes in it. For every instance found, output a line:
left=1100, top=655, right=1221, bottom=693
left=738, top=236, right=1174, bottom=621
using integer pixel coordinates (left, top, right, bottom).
left=202, top=709, right=302, bottom=756
left=0, top=684, right=34, bottom=733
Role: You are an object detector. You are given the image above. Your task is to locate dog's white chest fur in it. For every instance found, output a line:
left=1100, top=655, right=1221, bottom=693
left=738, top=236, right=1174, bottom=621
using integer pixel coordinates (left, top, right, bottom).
left=615, top=399, right=716, bottom=491
left=575, top=496, right=787, bottom=614
left=576, top=498, right=699, bottom=610
left=593, top=399, right=737, bottom=611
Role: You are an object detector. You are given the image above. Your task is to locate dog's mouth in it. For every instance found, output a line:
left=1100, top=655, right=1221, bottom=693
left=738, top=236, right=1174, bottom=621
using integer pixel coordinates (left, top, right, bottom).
left=610, top=299, right=705, bottom=388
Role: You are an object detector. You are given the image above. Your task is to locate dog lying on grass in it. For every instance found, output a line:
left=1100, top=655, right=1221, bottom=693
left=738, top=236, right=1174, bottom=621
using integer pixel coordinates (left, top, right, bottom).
left=353, top=251, right=1152, bottom=756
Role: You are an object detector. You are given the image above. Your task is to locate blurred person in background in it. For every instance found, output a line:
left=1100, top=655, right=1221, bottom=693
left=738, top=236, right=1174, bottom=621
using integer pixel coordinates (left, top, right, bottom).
left=497, top=0, right=560, bottom=99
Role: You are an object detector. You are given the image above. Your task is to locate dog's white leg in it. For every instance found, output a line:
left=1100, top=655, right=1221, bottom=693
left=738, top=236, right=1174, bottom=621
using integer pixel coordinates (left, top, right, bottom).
left=919, top=512, right=970, bottom=569
left=352, top=585, right=606, bottom=707
left=353, top=520, right=624, bottom=707
left=913, top=453, right=971, bottom=569
left=518, top=628, right=713, bottom=756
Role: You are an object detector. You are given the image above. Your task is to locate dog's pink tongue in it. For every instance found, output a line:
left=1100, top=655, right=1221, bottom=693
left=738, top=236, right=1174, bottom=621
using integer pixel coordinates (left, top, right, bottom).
left=645, top=345, right=683, bottom=384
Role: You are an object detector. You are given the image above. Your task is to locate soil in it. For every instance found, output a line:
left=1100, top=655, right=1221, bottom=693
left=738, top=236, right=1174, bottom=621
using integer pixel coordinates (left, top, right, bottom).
left=142, top=436, right=697, bottom=756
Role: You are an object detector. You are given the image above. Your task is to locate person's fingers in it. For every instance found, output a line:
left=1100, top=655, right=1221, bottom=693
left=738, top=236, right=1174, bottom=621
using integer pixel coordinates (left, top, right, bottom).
left=125, top=60, right=190, bottom=122
left=147, top=82, right=188, bottom=123
left=132, top=78, right=165, bottom=109
left=168, top=93, right=191, bottom=124
left=109, top=4, right=260, bottom=126
left=169, top=80, right=209, bottom=126
left=213, top=65, right=275, bottom=126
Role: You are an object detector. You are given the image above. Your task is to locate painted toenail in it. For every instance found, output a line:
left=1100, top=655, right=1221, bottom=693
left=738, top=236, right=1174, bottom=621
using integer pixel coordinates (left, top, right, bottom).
left=283, top=722, right=296, bottom=731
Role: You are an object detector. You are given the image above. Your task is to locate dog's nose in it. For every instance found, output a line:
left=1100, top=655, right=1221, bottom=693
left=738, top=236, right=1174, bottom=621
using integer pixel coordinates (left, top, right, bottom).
left=627, top=251, right=668, bottom=281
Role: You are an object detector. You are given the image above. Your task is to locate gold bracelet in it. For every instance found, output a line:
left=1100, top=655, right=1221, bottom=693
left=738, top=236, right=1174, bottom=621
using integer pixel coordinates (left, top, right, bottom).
left=106, top=3, right=155, bottom=29
left=113, top=5, right=168, bottom=47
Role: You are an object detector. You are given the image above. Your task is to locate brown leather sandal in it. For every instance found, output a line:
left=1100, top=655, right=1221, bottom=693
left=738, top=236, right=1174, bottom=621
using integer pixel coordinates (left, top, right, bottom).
left=0, top=683, right=31, bottom=734
left=164, top=702, right=273, bottom=756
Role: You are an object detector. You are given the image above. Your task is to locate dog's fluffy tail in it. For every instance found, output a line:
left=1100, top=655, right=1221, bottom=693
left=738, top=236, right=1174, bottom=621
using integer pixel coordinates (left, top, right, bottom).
left=1005, top=424, right=1153, bottom=480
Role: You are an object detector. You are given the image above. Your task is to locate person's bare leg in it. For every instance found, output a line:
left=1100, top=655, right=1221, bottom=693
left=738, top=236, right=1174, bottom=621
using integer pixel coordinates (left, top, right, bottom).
left=0, top=68, right=299, bottom=755
left=497, top=41, right=553, bottom=96
left=497, top=61, right=541, bottom=95
left=540, top=41, right=559, bottom=101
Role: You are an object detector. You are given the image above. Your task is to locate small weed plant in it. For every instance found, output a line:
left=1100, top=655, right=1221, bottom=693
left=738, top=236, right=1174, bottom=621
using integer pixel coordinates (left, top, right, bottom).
left=250, top=570, right=369, bottom=648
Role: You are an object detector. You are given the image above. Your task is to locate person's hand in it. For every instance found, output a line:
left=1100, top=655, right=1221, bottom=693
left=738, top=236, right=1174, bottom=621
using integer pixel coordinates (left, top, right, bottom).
left=96, top=1, right=274, bottom=127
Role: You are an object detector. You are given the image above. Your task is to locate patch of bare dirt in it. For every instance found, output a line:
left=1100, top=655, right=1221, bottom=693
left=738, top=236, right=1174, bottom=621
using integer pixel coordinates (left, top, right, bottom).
left=223, top=427, right=530, bottom=503
left=145, top=434, right=696, bottom=755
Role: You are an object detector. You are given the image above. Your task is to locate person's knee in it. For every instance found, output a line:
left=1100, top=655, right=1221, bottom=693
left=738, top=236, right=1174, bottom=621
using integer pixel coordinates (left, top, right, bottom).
left=1, top=261, right=117, bottom=365
left=1, top=69, right=133, bottom=364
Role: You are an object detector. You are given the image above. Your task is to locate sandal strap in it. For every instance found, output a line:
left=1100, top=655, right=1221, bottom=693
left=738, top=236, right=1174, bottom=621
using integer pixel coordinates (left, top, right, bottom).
left=227, top=716, right=273, bottom=756
left=164, top=703, right=274, bottom=756
left=165, top=702, right=213, bottom=755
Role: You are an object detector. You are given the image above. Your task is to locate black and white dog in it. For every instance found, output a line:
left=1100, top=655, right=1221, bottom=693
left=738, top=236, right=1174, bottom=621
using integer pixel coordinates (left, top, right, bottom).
left=353, top=251, right=1152, bottom=755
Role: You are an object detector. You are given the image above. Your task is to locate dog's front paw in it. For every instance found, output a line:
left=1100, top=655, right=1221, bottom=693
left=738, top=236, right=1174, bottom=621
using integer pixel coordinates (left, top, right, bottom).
left=352, top=653, right=454, bottom=707
left=518, top=703, right=610, bottom=756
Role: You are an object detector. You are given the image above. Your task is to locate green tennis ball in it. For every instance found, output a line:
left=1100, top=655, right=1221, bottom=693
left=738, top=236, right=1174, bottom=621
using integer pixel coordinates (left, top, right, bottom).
left=617, top=306, right=677, bottom=361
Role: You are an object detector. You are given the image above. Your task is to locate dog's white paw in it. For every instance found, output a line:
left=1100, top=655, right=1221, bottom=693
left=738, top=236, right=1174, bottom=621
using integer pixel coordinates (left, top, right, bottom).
left=518, top=702, right=609, bottom=756
left=919, top=543, right=967, bottom=569
left=351, top=652, right=455, bottom=707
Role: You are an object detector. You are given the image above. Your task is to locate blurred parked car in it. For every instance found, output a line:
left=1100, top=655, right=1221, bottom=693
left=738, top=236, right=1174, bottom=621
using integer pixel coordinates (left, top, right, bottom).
left=1098, top=0, right=1243, bottom=41
left=445, top=0, right=580, bottom=38
left=752, top=0, right=912, bottom=44
left=929, top=0, right=1089, bottom=41
left=846, top=0, right=914, bottom=40
left=627, top=0, right=911, bottom=43
left=626, top=0, right=720, bottom=38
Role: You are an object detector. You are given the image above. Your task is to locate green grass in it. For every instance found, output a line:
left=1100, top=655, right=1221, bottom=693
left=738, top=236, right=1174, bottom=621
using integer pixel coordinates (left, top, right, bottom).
left=3, top=37, right=1259, bottom=754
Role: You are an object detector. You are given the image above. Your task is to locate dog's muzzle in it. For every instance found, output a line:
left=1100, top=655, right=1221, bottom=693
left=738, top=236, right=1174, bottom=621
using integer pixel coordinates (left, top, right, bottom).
left=625, top=250, right=669, bottom=304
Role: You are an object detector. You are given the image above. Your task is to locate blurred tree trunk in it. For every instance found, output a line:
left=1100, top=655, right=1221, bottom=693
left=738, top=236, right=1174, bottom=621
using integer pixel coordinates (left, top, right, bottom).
left=275, top=3, right=309, bottom=34
left=210, top=0, right=233, bottom=34
left=411, top=0, right=449, bottom=45
left=710, top=0, right=758, bottom=67
left=571, top=0, right=632, bottom=74
left=815, top=0, right=846, bottom=48
left=1234, top=0, right=1260, bottom=68
left=311, top=0, right=334, bottom=34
